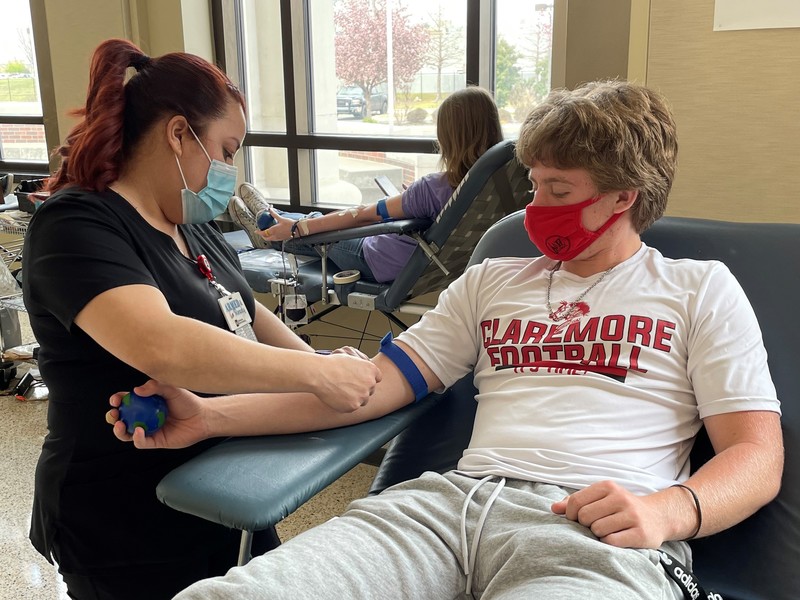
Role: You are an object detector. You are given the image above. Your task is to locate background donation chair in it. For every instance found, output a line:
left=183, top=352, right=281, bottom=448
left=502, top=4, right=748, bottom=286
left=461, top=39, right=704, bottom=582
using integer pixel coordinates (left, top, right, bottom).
left=370, top=211, right=800, bottom=600
left=224, top=139, right=532, bottom=332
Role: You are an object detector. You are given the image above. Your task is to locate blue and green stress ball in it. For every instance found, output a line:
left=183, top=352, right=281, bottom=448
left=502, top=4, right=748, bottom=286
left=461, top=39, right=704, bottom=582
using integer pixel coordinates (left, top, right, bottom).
left=119, top=391, right=168, bottom=435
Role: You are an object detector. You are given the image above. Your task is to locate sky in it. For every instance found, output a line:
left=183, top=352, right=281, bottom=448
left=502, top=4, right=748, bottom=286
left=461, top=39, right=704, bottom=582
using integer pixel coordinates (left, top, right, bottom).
left=0, top=0, right=34, bottom=64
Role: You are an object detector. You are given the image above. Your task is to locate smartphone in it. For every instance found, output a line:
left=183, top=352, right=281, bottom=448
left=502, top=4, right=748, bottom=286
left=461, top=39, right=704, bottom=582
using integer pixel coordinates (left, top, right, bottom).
left=374, top=175, right=400, bottom=197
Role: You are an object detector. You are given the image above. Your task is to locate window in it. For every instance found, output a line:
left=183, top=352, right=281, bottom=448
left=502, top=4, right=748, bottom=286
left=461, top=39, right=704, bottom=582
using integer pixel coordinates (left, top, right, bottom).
left=215, top=0, right=553, bottom=210
left=309, top=0, right=466, bottom=139
left=0, top=0, right=47, bottom=174
left=496, top=1, right=554, bottom=139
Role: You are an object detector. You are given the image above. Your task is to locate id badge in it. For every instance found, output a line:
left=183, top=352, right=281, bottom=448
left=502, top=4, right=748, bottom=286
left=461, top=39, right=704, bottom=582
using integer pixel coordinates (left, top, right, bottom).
left=218, top=292, right=257, bottom=341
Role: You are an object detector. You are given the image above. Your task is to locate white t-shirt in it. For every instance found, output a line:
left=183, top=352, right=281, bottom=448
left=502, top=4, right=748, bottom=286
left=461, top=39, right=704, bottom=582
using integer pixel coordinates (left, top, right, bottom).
left=398, top=243, right=780, bottom=494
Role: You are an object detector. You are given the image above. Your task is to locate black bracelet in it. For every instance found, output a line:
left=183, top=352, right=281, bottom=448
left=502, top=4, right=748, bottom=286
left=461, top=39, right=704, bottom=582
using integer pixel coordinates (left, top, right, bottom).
left=290, top=221, right=300, bottom=238
left=672, top=483, right=702, bottom=540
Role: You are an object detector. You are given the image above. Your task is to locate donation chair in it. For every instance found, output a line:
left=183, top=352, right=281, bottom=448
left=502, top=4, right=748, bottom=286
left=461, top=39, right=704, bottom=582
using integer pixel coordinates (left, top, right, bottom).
left=369, top=212, right=800, bottom=600
left=224, top=139, right=532, bottom=330
left=156, top=396, right=443, bottom=565
left=159, top=213, right=798, bottom=597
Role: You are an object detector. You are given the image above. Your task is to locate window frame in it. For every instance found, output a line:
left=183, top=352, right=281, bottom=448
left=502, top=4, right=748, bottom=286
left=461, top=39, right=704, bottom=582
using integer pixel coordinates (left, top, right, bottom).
left=0, top=114, right=48, bottom=176
left=212, top=0, right=495, bottom=211
left=0, top=0, right=52, bottom=178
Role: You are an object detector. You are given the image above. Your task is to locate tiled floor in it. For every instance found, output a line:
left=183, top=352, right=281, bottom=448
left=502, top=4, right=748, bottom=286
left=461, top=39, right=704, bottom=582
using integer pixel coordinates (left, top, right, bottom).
left=1, top=309, right=380, bottom=600
left=0, top=383, right=68, bottom=600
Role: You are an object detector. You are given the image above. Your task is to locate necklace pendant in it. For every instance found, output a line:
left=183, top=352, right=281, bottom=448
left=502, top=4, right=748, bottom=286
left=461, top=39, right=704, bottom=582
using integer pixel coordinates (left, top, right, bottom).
left=549, top=300, right=591, bottom=322
left=545, top=262, right=615, bottom=323
left=549, top=302, right=574, bottom=322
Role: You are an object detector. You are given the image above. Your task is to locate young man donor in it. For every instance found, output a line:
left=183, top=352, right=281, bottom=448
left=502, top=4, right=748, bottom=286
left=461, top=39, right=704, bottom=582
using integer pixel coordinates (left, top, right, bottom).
left=109, top=80, right=783, bottom=600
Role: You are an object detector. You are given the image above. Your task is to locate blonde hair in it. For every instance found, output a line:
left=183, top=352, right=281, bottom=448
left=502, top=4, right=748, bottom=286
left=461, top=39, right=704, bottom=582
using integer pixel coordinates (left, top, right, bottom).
left=436, top=86, right=504, bottom=187
left=516, top=80, right=678, bottom=233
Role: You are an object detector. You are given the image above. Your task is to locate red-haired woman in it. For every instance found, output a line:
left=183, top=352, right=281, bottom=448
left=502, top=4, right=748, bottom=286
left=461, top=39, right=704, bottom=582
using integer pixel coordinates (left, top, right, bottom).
left=22, top=39, right=380, bottom=600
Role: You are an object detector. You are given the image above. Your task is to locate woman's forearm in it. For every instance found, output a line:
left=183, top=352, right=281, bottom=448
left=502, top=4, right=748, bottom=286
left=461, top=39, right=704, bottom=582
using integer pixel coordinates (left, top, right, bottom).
left=202, top=355, right=415, bottom=437
left=76, top=285, right=380, bottom=409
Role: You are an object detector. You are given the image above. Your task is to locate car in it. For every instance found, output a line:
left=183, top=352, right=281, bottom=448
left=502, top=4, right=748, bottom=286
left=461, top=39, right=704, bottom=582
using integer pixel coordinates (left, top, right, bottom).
left=336, top=85, right=388, bottom=119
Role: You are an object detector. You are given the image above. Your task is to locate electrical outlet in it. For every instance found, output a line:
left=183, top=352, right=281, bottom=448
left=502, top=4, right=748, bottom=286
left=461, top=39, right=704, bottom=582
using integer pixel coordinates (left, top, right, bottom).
left=347, top=292, right=376, bottom=311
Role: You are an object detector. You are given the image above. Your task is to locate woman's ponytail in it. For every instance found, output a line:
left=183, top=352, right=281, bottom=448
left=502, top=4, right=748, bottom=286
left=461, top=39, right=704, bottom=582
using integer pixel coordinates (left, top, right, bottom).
left=46, top=39, right=145, bottom=193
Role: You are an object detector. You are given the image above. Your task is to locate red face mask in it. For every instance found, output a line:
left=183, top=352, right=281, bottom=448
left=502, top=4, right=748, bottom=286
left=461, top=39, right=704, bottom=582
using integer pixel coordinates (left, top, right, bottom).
left=524, top=195, right=623, bottom=261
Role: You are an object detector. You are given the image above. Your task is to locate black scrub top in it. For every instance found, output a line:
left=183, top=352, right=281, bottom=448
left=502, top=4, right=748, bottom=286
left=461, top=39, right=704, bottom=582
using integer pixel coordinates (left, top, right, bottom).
left=22, top=188, right=256, bottom=574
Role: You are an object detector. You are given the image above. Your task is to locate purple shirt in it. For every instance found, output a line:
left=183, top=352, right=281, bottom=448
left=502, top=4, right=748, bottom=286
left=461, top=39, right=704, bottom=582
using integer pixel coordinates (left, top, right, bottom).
left=362, top=172, right=454, bottom=283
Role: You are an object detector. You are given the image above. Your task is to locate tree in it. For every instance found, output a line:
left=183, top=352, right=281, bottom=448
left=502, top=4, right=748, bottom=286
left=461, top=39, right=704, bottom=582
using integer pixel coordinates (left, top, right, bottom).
left=4, top=60, right=29, bottom=75
left=424, top=5, right=463, bottom=101
left=334, top=0, right=429, bottom=111
left=16, top=27, right=35, bottom=72
left=494, top=36, right=521, bottom=108
left=517, top=7, right=553, bottom=104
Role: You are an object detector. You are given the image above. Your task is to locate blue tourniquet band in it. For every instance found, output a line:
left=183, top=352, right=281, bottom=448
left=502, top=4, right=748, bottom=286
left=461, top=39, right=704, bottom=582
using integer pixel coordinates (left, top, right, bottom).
left=379, top=332, right=428, bottom=402
left=376, top=198, right=391, bottom=222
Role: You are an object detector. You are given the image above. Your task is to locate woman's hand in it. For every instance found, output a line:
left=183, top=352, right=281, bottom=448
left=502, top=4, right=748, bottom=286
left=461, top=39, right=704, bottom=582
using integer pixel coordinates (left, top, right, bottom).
left=331, top=345, right=371, bottom=360
left=106, top=380, right=211, bottom=449
left=312, top=352, right=382, bottom=412
left=259, top=208, right=295, bottom=242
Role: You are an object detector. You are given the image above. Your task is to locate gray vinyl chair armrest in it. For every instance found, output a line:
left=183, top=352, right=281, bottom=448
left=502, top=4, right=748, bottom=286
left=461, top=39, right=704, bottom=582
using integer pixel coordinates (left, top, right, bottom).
left=283, top=218, right=431, bottom=249
left=156, top=397, right=440, bottom=534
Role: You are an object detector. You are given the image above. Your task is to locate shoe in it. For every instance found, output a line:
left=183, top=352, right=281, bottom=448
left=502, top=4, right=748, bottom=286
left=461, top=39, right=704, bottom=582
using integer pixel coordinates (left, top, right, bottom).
left=238, top=182, right=271, bottom=218
left=227, top=196, right=271, bottom=249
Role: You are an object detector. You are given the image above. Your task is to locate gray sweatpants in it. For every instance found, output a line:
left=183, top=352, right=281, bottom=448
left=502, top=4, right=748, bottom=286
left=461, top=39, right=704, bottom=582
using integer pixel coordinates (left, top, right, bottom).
left=174, top=472, right=688, bottom=600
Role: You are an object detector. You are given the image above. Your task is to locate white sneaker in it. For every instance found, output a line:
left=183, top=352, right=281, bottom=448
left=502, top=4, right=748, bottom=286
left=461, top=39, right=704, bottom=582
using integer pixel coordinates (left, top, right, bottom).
left=238, top=182, right=271, bottom=218
left=227, top=196, right=271, bottom=249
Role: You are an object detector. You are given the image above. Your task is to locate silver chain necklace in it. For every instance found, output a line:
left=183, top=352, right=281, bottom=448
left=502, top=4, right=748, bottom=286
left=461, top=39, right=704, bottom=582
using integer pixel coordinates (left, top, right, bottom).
left=546, top=261, right=615, bottom=322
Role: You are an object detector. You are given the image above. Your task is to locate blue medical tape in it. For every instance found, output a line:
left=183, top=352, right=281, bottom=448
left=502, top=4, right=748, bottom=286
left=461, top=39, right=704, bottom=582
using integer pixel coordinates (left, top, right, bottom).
left=376, top=198, right=391, bottom=222
left=379, top=332, right=428, bottom=402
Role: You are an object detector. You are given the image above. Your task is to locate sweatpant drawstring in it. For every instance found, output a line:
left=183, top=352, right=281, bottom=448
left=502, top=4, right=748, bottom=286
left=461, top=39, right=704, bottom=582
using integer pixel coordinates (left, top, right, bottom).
left=460, top=475, right=506, bottom=597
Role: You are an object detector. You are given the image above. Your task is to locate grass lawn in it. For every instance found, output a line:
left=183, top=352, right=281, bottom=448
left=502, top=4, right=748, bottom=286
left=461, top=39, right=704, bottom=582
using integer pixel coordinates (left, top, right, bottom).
left=0, top=78, right=37, bottom=102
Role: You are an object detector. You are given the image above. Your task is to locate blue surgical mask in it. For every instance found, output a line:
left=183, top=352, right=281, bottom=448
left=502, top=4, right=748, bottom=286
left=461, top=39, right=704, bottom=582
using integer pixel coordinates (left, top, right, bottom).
left=175, top=125, right=238, bottom=224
